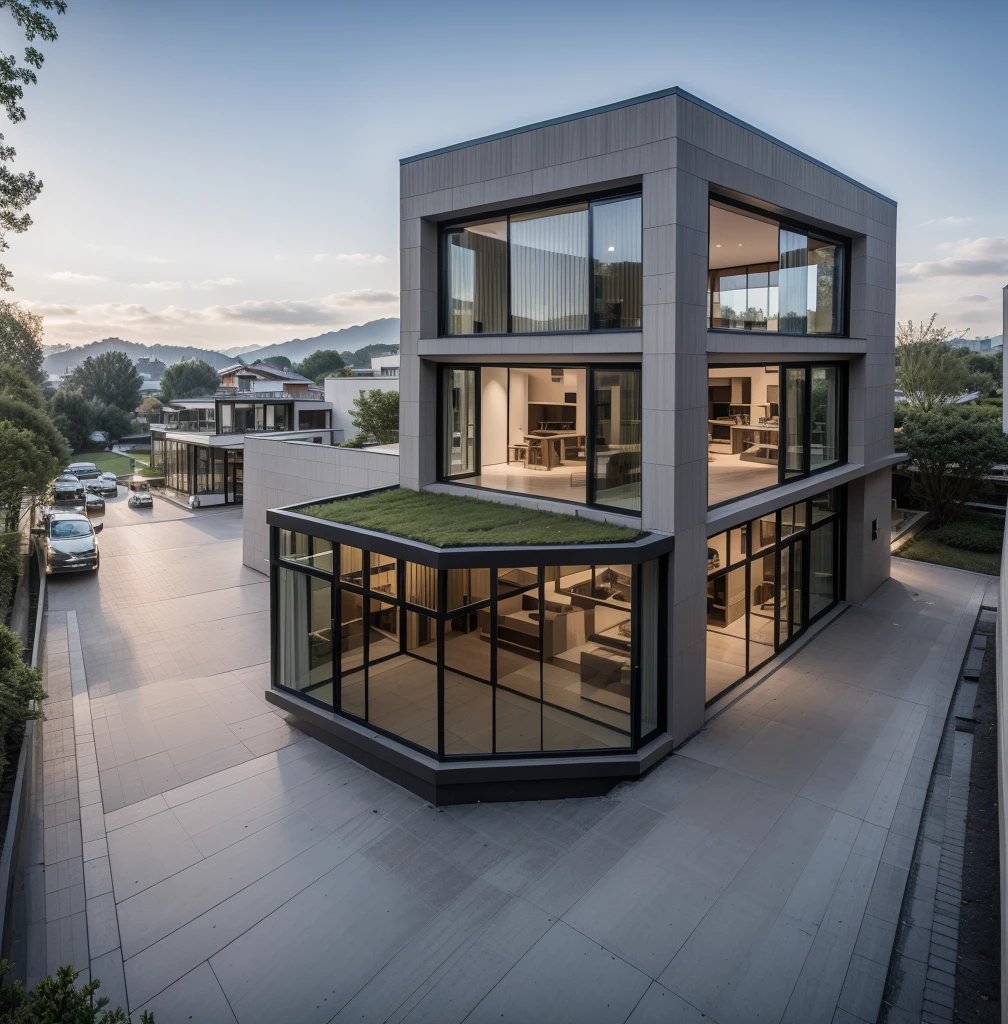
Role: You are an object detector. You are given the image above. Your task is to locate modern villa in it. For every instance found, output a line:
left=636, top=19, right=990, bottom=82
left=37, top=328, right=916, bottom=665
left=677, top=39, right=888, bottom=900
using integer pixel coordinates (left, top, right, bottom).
left=264, top=87, right=899, bottom=803
left=150, top=360, right=335, bottom=505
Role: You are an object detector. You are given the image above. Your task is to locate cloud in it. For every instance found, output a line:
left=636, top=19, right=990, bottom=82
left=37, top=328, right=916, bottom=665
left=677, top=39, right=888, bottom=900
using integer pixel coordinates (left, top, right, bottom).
left=130, top=280, right=183, bottom=291
left=897, top=237, right=1008, bottom=283
left=24, top=302, right=78, bottom=317
left=960, top=294, right=989, bottom=303
left=29, top=289, right=400, bottom=345
left=46, top=271, right=107, bottom=283
left=312, top=252, right=392, bottom=265
left=921, top=215, right=973, bottom=227
left=190, top=277, right=245, bottom=290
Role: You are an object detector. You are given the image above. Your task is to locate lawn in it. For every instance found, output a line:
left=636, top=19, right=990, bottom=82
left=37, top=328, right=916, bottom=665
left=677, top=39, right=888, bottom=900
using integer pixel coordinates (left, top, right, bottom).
left=77, top=451, right=158, bottom=477
left=897, top=529, right=1001, bottom=575
left=302, top=489, right=644, bottom=547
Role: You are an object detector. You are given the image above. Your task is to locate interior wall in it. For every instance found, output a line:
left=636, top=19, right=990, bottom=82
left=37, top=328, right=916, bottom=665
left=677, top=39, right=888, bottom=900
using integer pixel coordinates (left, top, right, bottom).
left=508, top=370, right=528, bottom=446
left=481, top=367, right=508, bottom=467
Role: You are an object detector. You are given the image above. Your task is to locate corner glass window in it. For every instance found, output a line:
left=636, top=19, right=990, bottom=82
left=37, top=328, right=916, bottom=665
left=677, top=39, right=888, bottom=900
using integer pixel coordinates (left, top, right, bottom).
left=277, top=567, right=333, bottom=707
left=810, top=366, right=839, bottom=470
left=592, top=195, right=642, bottom=329
left=443, top=220, right=507, bottom=335
left=510, top=204, right=589, bottom=333
left=708, top=198, right=846, bottom=336
left=591, top=369, right=641, bottom=512
left=441, top=367, right=477, bottom=479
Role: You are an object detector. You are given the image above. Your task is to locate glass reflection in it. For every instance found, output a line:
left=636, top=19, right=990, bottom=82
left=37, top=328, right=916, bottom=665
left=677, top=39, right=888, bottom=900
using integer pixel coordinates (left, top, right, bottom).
left=592, top=196, right=642, bottom=329
left=592, top=369, right=641, bottom=511
left=444, top=220, right=507, bottom=335
left=277, top=568, right=332, bottom=706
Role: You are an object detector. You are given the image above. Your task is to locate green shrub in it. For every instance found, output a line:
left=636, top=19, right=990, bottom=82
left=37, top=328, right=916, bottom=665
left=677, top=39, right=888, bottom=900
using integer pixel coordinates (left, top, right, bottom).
left=0, top=534, right=20, bottom=621
left=0, top=960, right=152, bottom=1021
left=936, top=518, right=1005, bottom=554
left=0, top=623, right=45, bottom=779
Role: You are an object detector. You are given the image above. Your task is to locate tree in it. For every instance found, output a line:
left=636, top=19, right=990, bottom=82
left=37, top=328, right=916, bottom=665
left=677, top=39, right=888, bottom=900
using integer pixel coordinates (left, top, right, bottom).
left=48, top=387, right=98, bottom=454
left=0, top=1, right=67, bottom=291
left=260, top=354, right=291, bottom=371
left=96, top=402, right=132, bottom=442
left=68, top=351, right=142, bottom=411
left=0, top=300, right=43, bottom=382
left=0, top=356, right=42, bottom=407
left=349, top=389, right=399, bottom=445
left=901, top=405, right=1008, bottom=525
left=295, top=349, right=344, bottom=384
left=158, top=358, right=219, bottom=402
left=0, top=419, right=58, bottom=531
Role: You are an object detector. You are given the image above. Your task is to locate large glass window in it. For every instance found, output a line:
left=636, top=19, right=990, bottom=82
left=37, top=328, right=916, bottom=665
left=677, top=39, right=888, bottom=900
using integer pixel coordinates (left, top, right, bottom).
left=706, top=488, right=843, bottom=704
left=592, top=196, right=642, bottom=329
left=274, top=539, right=668, bottom=759
left=708, top=199, right=846, bottom=336
left=708, top=363, right=844, bottom=508
left=443, top=194, right=641, bottom=337
left=510, top=204, right=589, bottom=333
left=592, top=369, right=641, bottom=512
left=444, top=220, right=508, bottom=335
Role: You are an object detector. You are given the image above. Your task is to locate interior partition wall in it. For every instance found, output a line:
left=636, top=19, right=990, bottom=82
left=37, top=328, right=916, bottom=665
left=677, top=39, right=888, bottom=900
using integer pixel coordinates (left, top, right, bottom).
left=271, top=517, right=669, bottom=760
left=705, top=487, right=845, bottom=704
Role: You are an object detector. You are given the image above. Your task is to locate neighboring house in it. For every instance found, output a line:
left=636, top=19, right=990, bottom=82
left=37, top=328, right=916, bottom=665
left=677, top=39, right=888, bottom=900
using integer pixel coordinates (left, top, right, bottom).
left=136, top=355, right=168, bottom=377
left=262, top=88, right=899, bottom=802
left=947, top=334, right=1003, bottom=354
left=149, top=360, right=334, bottom=505
left=323, top=354, right=400, bottom=437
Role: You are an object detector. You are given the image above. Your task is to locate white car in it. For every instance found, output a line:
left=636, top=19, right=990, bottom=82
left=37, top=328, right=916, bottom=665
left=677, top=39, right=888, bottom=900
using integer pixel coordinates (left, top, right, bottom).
left=128, top=478, right=154, bottom=509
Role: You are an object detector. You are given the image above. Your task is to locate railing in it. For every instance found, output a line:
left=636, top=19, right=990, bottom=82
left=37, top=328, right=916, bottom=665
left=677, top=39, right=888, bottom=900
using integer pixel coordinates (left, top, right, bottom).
left=998, top=522, right=1007, bottom=1014
left=214, top=388, right=325, bottom=401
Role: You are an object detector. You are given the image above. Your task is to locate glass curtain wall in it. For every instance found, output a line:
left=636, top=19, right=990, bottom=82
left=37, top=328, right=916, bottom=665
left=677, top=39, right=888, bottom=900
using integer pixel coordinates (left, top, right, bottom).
left=708, top=199, right=846, bottom=336
left=443, top=194, right=641, bottom=336
left=274, top=533, right=666, bottom=757
left=706, top=488, right=843, bottom=703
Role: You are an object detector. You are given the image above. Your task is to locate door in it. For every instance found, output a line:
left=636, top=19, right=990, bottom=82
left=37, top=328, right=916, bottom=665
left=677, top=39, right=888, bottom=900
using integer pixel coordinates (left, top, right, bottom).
left=775, top=535, right=806, bottom=650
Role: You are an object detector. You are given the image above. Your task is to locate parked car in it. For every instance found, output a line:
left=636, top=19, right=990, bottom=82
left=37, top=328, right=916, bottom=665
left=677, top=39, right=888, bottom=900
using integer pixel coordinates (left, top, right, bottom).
left=128, top=477, right=153, bottom=509
left=85, top=491, right=105, bottom=515
left=65, top=461, right=101, bottom=481
left=88, top=474, right=118, bottom=498
left=39, top=510, right=102, bottom=574
left=52, top=474, right=86, bottom=507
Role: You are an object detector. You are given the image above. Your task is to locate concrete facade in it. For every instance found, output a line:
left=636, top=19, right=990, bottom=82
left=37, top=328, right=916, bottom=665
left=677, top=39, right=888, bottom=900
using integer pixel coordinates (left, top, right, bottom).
left=242, top=435, right=399, bottom=576
left=399, top=88, right=897, bottom=745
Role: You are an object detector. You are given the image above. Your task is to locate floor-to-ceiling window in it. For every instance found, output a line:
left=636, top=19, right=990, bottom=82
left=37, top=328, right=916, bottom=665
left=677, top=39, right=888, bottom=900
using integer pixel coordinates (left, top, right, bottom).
left=272, top=531, right=668, bottom=756
left=706, top=488, right=843, bottom=704
left=442, top=193, right=642, bottom=336
left=707, top=362, right=845, bottom=508
left=708, top=198, right=847, bottom=336
left=439, top=363, right=641, bottom=514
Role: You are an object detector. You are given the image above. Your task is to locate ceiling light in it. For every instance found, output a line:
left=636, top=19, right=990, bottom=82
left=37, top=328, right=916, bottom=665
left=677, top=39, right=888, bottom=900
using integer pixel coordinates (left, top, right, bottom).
left=738, top=243, right=742, bottom=246
left=716, top=244, right=721, bottom=248
left=607, top=246, right=615, bottom=252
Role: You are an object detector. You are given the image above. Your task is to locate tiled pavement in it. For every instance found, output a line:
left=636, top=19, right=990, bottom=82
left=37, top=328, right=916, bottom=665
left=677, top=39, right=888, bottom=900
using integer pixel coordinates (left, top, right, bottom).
left=30, top=494, right=991, bottom=1022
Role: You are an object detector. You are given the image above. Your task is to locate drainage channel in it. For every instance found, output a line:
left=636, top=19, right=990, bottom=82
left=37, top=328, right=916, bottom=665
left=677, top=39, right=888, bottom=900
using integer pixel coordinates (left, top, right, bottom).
left=878, top=599, right=997, bottom=1022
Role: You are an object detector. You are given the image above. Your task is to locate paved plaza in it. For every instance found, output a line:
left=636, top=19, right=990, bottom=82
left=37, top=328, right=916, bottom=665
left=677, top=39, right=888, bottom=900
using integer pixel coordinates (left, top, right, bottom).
left=27, top=493, right=991, bottom=1022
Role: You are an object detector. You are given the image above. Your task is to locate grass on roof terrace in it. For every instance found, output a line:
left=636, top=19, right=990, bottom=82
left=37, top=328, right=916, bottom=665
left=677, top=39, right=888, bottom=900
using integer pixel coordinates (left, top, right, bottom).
left=301, top=489, right=644, bottom=547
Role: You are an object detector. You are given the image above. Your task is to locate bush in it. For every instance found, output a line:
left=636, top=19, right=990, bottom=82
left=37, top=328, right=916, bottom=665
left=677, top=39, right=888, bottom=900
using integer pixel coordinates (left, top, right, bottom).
left=0, top=538, right=20, bottom=622
left=0, top=623, right=44, bottom=779
left=936, top=518, right=1005, bottom=554
left=0, top=960, right=152, bottom=1022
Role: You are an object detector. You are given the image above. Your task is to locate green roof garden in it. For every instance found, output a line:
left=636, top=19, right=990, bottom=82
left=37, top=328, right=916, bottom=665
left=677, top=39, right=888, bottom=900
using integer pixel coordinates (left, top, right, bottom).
left=300, top=489, right=644, bottom=547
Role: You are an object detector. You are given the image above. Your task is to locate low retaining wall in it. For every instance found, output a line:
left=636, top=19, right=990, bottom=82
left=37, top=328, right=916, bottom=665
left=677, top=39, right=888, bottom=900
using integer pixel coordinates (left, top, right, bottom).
left=242, top=435, right=399, bottom=576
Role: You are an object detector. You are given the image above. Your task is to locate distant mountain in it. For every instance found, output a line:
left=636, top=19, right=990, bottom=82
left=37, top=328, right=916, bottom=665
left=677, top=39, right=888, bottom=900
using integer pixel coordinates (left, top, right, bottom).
left=43, top=338, right=233, bottom=376
left=42, top=319, right=401, bottom=377
left=236, top=318, right=399, bottom=362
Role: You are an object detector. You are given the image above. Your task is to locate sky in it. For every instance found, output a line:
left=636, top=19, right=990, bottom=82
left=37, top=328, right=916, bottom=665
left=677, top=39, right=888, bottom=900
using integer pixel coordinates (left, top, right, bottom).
left=5, top=0, right=1008, bottom=351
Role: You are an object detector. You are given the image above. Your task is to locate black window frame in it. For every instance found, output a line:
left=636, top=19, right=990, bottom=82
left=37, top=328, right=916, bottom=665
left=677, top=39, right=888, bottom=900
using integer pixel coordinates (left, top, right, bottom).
left=438, top=187, right=644, bottom=339
left=707, top=360, right=848, bottom=511
left=706, top=193, right=852, bottom=339
left=435, top=360, right=643, bottom=518
left=270, top=521, right=670, bottom=760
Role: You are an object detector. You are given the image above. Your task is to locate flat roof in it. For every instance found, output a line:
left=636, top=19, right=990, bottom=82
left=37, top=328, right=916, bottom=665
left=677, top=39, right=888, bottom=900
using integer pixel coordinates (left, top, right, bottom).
left=400, top=86, right=894, bottom=206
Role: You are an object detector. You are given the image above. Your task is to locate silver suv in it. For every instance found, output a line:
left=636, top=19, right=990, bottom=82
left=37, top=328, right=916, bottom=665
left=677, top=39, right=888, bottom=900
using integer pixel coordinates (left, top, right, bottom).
left=41, top=511, right=103, bottom=574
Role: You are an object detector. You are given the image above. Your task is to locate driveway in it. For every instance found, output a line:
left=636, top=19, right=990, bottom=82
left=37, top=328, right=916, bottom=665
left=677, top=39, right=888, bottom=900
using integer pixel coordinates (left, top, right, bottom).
left=36, top=496, right=992, bottom=1023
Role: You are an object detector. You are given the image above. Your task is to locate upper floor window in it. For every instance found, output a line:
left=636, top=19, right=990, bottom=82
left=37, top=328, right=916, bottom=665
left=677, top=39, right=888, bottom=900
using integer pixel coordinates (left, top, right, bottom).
left=442, top=194, right=642, bottom=336
left=708, top=199, right=847, bottom=336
